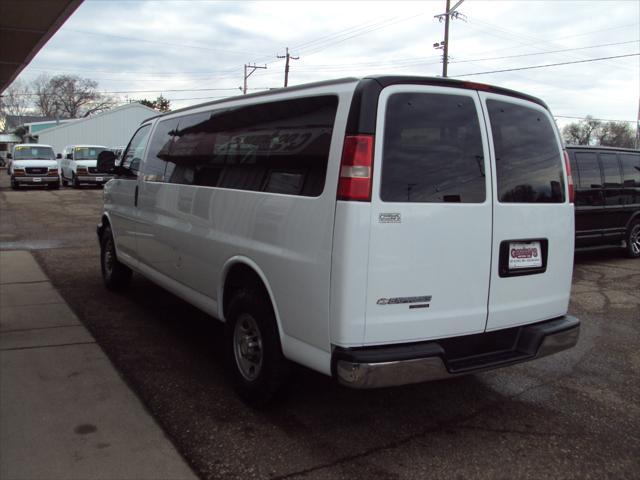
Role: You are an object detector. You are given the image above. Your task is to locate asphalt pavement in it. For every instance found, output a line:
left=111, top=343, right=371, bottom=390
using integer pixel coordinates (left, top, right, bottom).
left=0, top=172, right=638, bottom=480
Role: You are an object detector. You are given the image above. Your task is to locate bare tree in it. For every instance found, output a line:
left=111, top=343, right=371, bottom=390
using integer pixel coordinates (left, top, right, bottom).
left=32, top=74, right=116, bottom=119
left=562, top=116, right=602, bottom=145
left=0, top=79, right=33, bottom=128
left=597, top=121, right=635, bottom=148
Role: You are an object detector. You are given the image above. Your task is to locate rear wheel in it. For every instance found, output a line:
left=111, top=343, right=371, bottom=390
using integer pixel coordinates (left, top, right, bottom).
left=626, top=220, right=640, bottom=258
left=100, top=226, right=132, bottom=291
left=224, top=290, right=289, bottom=406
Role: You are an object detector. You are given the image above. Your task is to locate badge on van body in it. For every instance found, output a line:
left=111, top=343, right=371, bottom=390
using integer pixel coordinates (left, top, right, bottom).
left=379, top=213, right=401, bottom=223
left=376, top=295, right=431, bottom=305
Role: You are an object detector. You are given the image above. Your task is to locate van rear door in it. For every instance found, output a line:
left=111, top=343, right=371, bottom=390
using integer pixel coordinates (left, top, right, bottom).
left=364, top=85, right=493, bottom=345
left=480, top=93, right=573, bottom=331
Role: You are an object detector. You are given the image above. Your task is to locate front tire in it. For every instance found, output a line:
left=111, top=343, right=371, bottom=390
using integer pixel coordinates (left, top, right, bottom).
left=10, top=177, right=19, bottom=190
left=100, top=226, right=132, bottom=291
left=224, top=290, right=290, bottom=406
left=72, top=173, right=80, bottom=188
left=626, top=220, right=640, bottom=258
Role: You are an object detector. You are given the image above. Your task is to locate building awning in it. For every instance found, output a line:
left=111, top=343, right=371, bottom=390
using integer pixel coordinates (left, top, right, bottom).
left=0, top=0, right=83, bottom=93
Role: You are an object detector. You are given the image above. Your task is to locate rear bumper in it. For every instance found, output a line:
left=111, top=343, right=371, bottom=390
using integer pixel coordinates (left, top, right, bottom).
left=333, top=315, right=580, bottom=389
left=14, top=176, right=59, bottom=184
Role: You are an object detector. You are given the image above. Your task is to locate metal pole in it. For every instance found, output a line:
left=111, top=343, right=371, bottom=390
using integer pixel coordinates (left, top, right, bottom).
left=243, top=64, right=247, bottom=95
left=443, top=0, right=450, bottom=78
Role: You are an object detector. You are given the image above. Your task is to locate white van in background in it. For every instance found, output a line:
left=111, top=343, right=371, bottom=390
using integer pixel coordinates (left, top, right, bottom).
left=60, top=144, right=113, bottom=187
left=7, top=144, right=60, bottom=190
left=97, top=76, right=580, bottom=404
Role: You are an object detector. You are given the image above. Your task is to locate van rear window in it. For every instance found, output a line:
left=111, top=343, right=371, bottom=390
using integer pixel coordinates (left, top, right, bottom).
left=487, top=100, right=565, bottom=203
left=381, top=93, right=486, bottom=203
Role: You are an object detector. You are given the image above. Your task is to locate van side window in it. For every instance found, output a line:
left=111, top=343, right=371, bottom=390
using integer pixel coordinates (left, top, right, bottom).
left=487, top=100, right=564, bottom=203
left=574, top=152, right=602, bottom=188
left=381, top=93, right=485, bottom=203
left=620, top=153, right=640, bottom=187
left=600, top=153, right=621, bottom=186
left=143, top=119, right=180, bottom=181
left=161, top=96, right=338, bottom=197
left=122, top=125, right=152, bottom=175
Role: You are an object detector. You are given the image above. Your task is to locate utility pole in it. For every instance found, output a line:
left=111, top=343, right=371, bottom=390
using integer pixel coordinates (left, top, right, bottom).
left=434, top=0, right=466, bottom=77
left=243, top=63, right=267, bottom=94
left=277, top=48, right=299, bottom=87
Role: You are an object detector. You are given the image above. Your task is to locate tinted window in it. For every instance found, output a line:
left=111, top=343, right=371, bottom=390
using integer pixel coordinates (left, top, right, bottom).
left=143, top=119, right=180, bottom=181
left=600, top=153, right=621, bottom=186
left=487, top=100, right=564, bottom=203
left=381, top=93, right=485, bottom=203
left=620, top=153, right=640, bottom=187
left=574, top=152, right=602, bottom=188
left=162, top=96, right=338, bottom=197
left=122, top=125, right=151, bottom=175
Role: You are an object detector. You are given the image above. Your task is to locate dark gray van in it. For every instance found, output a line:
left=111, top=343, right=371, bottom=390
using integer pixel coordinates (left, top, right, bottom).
left=566, top=145, right=640, bottom=257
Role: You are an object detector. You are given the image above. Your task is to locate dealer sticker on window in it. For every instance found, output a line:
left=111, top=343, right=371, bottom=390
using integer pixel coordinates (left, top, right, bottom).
left=508, top=241, right=542, bottom=269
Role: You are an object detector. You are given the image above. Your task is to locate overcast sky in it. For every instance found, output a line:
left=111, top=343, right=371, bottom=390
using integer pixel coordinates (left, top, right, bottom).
left=12, top=0, right=640, bottom=128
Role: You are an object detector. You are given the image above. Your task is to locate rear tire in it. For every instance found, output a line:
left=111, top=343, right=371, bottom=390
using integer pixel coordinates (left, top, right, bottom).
left=100, top=226, right=132, bottom=291
left=626, top=220, right=640, bottom=258
left=224, top=290, right=290, bottom=406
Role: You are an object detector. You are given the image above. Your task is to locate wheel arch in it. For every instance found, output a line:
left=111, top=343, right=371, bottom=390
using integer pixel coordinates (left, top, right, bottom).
left=625, top=210, right=640, bottom=230
left=219, top=257, right=284, bottom=341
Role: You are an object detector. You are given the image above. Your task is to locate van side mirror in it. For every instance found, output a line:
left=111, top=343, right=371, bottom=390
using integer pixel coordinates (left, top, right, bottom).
left=66, top=153, right=73, bottom=160
left=6, top=153, right=11, bottom=159
left=56, top=153, right=62, bottom=159
left=97, top=150, right=117, bottom=173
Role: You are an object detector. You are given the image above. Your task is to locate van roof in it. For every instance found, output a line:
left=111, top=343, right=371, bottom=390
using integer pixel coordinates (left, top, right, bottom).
left=15, top=143, right=53, bottom=148
left=566, top=145, right=640, bottom=153
left=143, top=75, right=549, bottom=124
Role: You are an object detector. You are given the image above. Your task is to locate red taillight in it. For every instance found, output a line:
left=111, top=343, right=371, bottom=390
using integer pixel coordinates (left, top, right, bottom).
left=338, top=135, right=374, bottom=201
left=563, top=150, right=574, bottom=203
left=462, top=81, right=492, bottom=91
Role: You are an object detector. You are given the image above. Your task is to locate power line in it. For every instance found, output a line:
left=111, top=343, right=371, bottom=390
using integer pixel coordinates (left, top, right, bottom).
left=451, top=40, right=638, bottom=65
left=63, top=28, right=268, bottom=57
left=456, top=53, right=639, bottom=77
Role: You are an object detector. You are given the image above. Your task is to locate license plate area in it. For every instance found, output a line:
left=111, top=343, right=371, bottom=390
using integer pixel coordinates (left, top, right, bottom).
left=32, top=177, right=42, bottom=182
left=96, top=177, right=103, bottom=182
left=498, top=239, right=548, bottom=277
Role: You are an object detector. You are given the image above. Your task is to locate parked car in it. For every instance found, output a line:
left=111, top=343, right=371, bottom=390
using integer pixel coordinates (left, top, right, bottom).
left=566, top=145, right=640, bottom=258
left=60, top=144, right=113, bottom=188
left=97, top=76, right=580, bottom=404
left=7, top=144, right=60, bottom=190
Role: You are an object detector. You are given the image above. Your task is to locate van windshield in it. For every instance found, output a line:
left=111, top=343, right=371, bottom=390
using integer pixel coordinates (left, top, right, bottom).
left=74, top=147, right=106, bottom=160
left=13, top=146, right=54, bottom=160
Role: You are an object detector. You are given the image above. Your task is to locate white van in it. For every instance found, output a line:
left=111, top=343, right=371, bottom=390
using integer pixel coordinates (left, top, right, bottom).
left=7, top=144, right=60, bottom=189
left=60, top=144, right=113, bottom=187
left=97, top=76, right=580, bottom=404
